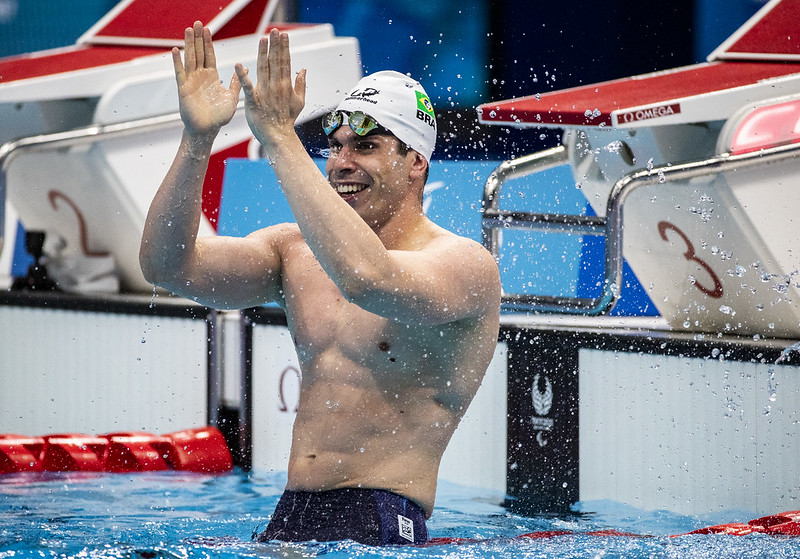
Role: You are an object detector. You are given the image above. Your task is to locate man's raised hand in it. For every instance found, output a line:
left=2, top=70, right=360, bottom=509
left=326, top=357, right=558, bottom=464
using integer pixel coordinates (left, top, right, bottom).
left=172, top=21, right=241, bottom=138
left=235, top=28, right=307, bottom=149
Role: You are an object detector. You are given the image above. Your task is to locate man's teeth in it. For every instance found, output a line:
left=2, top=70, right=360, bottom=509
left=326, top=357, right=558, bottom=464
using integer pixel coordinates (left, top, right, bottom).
left=337, top=184, right=367, bottom=194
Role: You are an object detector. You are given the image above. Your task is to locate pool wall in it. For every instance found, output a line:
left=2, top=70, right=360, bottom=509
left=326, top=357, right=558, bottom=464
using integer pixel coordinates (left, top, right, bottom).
left=0, top=291, right=214, bottom=436
left=500, top=316, right=800, bottom=516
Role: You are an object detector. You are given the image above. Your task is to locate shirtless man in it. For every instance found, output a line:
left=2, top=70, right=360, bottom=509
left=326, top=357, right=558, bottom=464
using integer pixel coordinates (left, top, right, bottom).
left=139, top=22, right=501, bottom=545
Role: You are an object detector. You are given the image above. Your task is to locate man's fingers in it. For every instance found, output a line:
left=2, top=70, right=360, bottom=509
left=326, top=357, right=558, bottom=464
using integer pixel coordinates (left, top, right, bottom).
left=294, top=68, right=307, bottom=103
left=268, top=29, right=281, bottom=84
left=171, top=47, right=186, bottom=85
left=192, top=21, right=205, bottom=69
left=183, top=26, right=195, bottom=72
left=256, top=36, right=269, bottom=87
left=203, top=26, right=216, bottom=69
left=229, top=69, right=243, bottom=100
left=279, top=32, right=291, bottom=83
left=235, top=64, right=254, bottom=98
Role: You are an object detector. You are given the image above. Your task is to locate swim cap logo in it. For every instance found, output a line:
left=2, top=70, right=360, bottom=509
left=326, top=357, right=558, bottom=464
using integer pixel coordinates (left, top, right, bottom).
left=345, top=87, right=380, bottom=104
left=415, top=90, right=436, bottom=129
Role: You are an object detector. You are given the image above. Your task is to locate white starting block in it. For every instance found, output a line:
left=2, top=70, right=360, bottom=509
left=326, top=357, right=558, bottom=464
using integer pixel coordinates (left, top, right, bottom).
left=0, top=0, right=361, bottom=293
left=477, top=0, right=800, bottom=338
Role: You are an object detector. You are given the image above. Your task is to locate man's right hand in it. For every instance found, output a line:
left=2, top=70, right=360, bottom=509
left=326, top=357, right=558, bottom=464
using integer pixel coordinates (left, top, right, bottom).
left=172, top=21, right=241, bottom=139
left=234, top=29, right=306, bottom=152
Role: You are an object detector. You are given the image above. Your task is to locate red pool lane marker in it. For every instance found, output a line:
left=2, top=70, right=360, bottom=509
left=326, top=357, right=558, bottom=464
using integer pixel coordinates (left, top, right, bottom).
left=683, top=510, right=800, bottom=537
left=0, top=426, right=232, bottom=474
left=423, top=512, right=800, bottom=546
left=425, top=529, right=646, bottom=546
left=162, top=427, right=234, bottom=473
left=103, top=432, right=174, bottom=473
left=41, top=434, right=109, bottom=471
left=0, top=435, right=45, bottom=473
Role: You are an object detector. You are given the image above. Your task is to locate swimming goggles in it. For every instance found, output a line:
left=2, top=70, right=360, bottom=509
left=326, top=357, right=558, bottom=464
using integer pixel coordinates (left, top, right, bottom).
left=322, top=110, right=385, bottom=137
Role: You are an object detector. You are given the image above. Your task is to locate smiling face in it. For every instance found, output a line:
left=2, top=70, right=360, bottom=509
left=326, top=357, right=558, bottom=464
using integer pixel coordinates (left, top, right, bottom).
left=325, top=126, right=424, bottom=230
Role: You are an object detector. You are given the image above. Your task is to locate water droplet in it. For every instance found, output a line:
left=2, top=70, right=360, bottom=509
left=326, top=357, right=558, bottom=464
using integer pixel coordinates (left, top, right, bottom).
left=776, top=341, right=800, bottom=364
left=719, top=305, right=735, bottom=316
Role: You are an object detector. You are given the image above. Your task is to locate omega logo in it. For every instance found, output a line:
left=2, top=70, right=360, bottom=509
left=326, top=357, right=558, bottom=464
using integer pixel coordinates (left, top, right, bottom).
left=619, top=103, right=680, bottom=124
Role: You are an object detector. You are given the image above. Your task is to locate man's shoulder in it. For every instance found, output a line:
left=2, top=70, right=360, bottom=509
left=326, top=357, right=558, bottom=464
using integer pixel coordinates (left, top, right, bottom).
left=423, top=226, right=494, bottom=260
left=420, top=226, right=501, bottom=299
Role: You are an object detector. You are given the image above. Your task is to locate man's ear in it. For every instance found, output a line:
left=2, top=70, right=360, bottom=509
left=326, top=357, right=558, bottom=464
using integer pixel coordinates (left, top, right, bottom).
left=409, top=151, right=428, bottom=180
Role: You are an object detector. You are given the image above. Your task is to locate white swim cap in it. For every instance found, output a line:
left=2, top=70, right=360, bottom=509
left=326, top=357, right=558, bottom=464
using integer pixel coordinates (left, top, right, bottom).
left=335, top=71, right=437, bottom=162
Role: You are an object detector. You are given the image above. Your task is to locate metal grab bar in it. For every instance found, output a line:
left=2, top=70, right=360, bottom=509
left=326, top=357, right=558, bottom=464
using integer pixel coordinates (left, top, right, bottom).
left=0, top=111, right=189, bottom=259
left=481, top=144, right=614, bottom=313
left=482, top=139, right=800, bottom=315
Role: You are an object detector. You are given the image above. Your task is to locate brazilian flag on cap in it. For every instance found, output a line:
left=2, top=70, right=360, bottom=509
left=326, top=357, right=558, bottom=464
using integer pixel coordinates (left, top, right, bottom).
left=416, top=90, right=435, bottom=119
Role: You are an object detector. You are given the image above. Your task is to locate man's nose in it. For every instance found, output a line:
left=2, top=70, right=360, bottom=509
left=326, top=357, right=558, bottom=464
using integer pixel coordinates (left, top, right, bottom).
left=328, top=146, right=356, bottom=171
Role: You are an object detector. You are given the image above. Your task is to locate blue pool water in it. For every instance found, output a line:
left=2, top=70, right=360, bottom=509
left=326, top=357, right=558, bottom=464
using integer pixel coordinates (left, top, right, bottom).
left=2, top=470, right=800, bottom=558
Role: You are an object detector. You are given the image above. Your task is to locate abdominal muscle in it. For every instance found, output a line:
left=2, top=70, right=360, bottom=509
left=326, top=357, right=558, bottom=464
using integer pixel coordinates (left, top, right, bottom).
left=284, top=360, right=460, bottom=517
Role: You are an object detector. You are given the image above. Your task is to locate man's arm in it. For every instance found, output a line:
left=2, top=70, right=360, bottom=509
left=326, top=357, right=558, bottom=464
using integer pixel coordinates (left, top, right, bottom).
left=139, top=22, right=283, bottom=309
left=234, top=30, right=501, bottom=325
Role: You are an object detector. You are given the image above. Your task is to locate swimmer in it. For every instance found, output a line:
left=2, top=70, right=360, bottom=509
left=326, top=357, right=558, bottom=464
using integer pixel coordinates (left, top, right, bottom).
left=139, top=22, right=501, bottom=545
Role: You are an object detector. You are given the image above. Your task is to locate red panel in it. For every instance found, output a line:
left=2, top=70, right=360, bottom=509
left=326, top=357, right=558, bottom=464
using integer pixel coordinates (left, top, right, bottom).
left=0, top=45, right=164, bottom=84
left=203, top=141, right=251, bottom=230
left=478, top=61, right=800, bottom=127
left=723, top=0, right=800, bottom=57
left=0, top=23, right=314, bottom=85
left=215, top=0, right=270, bottom=40
left=92, top=0, right=237, bottom=42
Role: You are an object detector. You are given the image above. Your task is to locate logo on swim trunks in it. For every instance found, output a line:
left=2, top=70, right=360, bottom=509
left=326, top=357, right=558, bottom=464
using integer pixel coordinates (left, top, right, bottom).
left=398, top=514, right=414, bottom=542
left=345, top=87, right=380, bottom=104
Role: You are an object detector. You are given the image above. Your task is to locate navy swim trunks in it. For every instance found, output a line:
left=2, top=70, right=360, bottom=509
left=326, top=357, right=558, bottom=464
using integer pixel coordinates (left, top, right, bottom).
left=255, top=488, right=429, bottom=545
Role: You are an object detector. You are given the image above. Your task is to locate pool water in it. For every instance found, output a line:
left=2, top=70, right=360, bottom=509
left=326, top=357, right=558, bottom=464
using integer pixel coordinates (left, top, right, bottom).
left=2, top=470, right=799, bottom=558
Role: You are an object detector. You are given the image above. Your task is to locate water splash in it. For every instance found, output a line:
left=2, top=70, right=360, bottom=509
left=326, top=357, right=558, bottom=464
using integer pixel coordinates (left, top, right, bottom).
left=762, top=342, right=800, bottom=415
left=775, top=341, right=800, bottom=365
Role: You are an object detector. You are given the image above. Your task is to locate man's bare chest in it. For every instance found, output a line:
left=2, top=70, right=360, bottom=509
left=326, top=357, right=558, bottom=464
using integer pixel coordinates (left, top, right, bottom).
left=280, top=249, right=405, bottom=359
